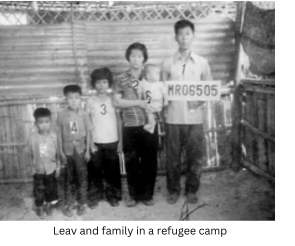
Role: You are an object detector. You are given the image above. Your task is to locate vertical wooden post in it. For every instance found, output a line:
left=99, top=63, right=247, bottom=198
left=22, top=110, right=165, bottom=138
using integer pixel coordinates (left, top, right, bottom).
left=231, top=84, right=243, bottom=171
left=233, top=1, right=246, bottom=87
left=230, top=2, right=246, bottom=171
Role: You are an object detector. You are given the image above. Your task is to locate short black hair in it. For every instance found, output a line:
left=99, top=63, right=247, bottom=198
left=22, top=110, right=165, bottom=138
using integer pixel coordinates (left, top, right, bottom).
left=90, top=67, right=113, bottom=88
left=63, top=84, right=82, bottom=96
left=33, top=107, right=51, bottom=120
left=125, top=42, right=148, bottom=63
left=174, top=19, right=195, bottom=35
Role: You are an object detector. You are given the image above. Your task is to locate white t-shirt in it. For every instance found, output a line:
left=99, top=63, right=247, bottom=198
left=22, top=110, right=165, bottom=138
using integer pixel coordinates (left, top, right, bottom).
left=85, top=95, right=118, bottom=144
left=138, top=80, right=167, bottom=113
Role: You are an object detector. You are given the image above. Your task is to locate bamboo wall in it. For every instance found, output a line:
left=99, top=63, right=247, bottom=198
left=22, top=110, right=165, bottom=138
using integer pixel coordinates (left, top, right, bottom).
left=235, top=79, right=275, bottom=181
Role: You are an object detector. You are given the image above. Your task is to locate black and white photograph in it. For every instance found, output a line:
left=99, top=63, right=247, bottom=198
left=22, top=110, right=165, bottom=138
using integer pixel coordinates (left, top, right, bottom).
left=0, top=1, right=275, bottom=221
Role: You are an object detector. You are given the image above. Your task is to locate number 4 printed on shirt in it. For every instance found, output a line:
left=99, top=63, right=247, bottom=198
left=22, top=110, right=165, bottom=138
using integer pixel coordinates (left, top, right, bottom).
left=70, top=121, right=78, bottom=134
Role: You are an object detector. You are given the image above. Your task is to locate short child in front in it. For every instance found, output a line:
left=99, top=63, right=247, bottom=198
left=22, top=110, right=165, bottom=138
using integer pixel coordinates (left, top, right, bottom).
left=86, top=68, right=122, bottom=208
left=57, top=85, right=92, bottom=217
left=27, top=108, right=60, bottom=219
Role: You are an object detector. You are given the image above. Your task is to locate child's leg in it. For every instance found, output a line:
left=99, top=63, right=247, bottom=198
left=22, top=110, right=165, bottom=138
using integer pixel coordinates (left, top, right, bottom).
left=103, top=142, right=122, bottom=205
left=143, top=112, right=156, bottom=134
left=33, top=173, right=45, bottom=218
left=63, top=156, right=76, bottom=216
left=44, top=171, right=58, bottom=216
left=73, top=148, right=88, bottom=215
left=89, top=144, right=104, bottom=206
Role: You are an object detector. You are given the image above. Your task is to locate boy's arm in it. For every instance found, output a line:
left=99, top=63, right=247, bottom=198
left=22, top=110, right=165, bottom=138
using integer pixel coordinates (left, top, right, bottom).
left=116, top=109, right=123, bottom=153
left=85, top=128, right=91, bottom=162
left=55, top=136, right=61, bottom=178
left=84, top=113, right=92, bottom=162
left=26, top=135, right=36, bottom=175
left=56, top=113, right=67, bottom=165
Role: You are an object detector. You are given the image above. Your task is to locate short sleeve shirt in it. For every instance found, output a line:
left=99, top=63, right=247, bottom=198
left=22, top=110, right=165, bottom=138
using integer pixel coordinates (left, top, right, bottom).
left=85, top=95, right=118, bottom=144
left=114, top=70, right=146, bottom=127
left=56, top=107, right=92, bottom=155
left=161, top=51, right=213, bottom=124
left=27, top=132, right=58, bottom=175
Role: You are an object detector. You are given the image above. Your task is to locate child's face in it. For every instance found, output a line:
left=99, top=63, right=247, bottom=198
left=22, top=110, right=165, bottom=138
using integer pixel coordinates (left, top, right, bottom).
left=145, top=69, right=160, bottom=83
left=129, top=49, right=145, bottom=69
left=175, top=26, right=195, bottom=50
left=35, top=116, right=51, bottom=134
left=66, top=92, right=81, bottom=110
left=94, top=79, right=109, bottom=94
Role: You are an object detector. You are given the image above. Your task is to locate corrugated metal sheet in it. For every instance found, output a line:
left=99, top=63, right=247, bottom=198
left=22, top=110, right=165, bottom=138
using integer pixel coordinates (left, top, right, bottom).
left=0, top=17, right=234, bottom=98
left=86, top=17, right=235, bottom=84
left=0, top=23, right=87, bottom=98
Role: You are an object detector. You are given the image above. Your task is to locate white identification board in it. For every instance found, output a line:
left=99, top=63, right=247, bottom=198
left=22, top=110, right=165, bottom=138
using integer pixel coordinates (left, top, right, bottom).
left=165, top=80, right=221, bottom=101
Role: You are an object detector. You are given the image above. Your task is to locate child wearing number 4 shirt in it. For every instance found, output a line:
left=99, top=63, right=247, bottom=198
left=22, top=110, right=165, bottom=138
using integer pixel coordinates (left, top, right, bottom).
left=86, top=68, right=122, bottom=207
left=57, top=85, right=92, bottom=217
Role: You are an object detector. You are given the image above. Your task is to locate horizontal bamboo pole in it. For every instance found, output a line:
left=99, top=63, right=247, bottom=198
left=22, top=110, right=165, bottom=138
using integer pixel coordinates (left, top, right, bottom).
left=86, top=26, right=234, bottom=35
left=242, top=84, right=275, bottom=94
left=242, top=79, right=275, bottom=86
left=0, top=178, right=33, bottom=184
left=242, top=160, right=275, bottom=183
left=204, top=126, right=232, bottom=133
left=241, top=119, right=275, bottom=143
left=0, top=142, right=26, bottom=147
left=86, top=17, right=234, bottom=26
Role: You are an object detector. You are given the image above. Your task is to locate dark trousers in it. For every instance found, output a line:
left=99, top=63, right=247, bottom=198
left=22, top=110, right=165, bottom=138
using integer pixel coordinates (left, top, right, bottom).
left=88, top=142, right=122, bottom=203
left=123, top=126, right=158, bottom=201
left=33, top=171, right=58, bottom=207
left=165, top=124, right=204, bottom=195
left=64, top=148, right=88, bottom=207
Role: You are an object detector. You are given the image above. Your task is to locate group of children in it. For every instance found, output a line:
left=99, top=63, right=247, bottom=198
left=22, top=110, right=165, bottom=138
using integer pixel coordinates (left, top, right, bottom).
left=27, top=19, right=213, bottom=218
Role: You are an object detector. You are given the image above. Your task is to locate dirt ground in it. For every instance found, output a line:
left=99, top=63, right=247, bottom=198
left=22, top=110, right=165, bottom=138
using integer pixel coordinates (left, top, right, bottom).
left=0, top=169, right=275, bottom=221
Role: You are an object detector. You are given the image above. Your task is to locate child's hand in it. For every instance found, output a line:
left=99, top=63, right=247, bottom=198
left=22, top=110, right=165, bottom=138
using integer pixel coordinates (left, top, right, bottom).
left=61, top=153, right=67, bottom=165
left=84, top=151, right=91, bottom=163
left=31, top=167, right=36, bottom=176
left=139, top=99, right=148, bottom=109
left=55, top=168, right=60, bottom=178
left=117, top=141, right=123, bottom=154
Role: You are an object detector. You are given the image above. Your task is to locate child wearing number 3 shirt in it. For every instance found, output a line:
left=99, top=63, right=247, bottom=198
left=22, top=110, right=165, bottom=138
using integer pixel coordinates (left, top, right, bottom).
left=86, top=68, right=122, bottom=207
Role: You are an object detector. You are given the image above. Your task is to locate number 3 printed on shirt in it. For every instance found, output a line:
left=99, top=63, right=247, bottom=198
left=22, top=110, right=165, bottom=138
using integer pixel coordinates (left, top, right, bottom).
left=100, top=104, right=107, bottom=115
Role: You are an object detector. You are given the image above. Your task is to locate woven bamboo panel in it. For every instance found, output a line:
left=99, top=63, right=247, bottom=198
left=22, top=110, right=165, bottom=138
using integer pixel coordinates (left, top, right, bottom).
left=0, top=1, right=237, bottom=25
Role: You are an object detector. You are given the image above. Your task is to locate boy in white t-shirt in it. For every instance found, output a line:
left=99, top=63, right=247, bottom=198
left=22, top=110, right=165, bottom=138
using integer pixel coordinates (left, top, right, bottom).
left=86, top=67, right=122, bottom=207
left=139, top=64, right=168, bottom=134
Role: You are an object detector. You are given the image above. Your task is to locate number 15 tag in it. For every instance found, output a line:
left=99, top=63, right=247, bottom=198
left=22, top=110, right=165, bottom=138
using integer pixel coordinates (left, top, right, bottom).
left=39, top=144, right=48, bottom=157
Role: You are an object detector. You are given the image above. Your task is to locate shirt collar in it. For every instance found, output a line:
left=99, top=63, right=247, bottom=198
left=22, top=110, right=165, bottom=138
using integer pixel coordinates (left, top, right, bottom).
left=173, top=50, right=198, bottom=64
left=127, top=68, right=144, bottom=81
left=65, top=106, right=83, bottom=116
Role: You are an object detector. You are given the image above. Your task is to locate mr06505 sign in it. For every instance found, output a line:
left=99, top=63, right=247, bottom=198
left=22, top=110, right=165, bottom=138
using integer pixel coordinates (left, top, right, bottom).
left=165, top=81, right=221, bottom=101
